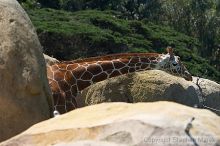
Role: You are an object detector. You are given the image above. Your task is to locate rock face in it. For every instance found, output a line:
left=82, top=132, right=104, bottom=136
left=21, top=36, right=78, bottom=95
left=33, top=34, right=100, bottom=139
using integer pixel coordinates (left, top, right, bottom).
left=81, top=70, right=220, bottom=115
left=43, top=53, right=59, bottom=66
left=0, top=0, right=53, bottom=142
left=192, top=77, right=220, bottom=113
left=1, top=102, right=220, bottom=146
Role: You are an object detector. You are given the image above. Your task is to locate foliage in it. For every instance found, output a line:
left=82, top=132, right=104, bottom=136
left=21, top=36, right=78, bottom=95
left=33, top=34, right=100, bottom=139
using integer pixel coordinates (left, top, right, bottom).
left=37, top=0, right=61, bottom=9
left=18, top=0, right=39, bottom=9
left=19, top=0, right=220, bottom=61
left=25, top=8, right=220, bottom=82
left=158, top=0, right=220, bottom=58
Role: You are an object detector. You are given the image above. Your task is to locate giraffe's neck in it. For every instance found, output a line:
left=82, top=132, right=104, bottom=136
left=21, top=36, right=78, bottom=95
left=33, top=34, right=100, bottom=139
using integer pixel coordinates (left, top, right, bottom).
left=47, top=53, right=161, bottom=114
left=62, top=53, right=160, bottom=64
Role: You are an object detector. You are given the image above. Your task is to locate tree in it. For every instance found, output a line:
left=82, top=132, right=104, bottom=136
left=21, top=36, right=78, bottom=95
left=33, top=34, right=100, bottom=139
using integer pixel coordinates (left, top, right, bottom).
left=18, top=0, right=39, bottom=9
left=37, top=0, right=61, bottom=9
left=155, top=0, right=219, bottom=57
left=62, top=0, right=83, bottom=11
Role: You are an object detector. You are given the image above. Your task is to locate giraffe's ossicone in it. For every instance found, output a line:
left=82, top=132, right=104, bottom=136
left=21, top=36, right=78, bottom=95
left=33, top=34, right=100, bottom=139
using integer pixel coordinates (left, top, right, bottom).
left=47, top=49, right=192, bottom=115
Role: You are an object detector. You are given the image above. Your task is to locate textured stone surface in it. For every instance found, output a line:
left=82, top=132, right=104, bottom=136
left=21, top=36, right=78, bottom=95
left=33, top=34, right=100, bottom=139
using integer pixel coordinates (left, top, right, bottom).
left=81, top=70, right=220, bottom=115
left=192, top=77, right=220, bottom=112
left=1, top=102, right=220, bottom=146
left=0, top=0, right=53, bottom=142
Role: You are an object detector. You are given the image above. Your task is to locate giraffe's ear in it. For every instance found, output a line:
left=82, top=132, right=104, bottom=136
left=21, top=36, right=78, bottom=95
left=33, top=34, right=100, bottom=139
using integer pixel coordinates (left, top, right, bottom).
left=166, top=46, right=175, bottom=60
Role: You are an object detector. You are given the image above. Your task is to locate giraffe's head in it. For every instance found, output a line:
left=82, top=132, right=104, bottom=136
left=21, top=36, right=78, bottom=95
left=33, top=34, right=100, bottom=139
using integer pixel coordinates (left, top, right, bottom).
left=157, top=47, right=192, bottom=81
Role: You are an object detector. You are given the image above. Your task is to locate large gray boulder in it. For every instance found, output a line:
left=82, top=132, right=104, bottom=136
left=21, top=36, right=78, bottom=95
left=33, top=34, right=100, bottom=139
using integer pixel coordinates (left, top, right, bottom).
left=81, top=70, right=220, bottom=115
left=192, top=77, right=220, bottom=113
left=1, top=102, right=220, bottom=146
left=0, top=0, right=53, bottom=142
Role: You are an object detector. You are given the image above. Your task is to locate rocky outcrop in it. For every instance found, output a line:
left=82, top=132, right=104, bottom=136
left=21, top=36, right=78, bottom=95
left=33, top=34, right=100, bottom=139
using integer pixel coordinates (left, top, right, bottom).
left=192, top=77, right=220, bottom=112
left=81, top=70, right=220, bottom=115
left=1, top=101, right=220, bottom=146
left=0, top=0, right=53, bottom=142
left=43, top=53, right=59, bottom=66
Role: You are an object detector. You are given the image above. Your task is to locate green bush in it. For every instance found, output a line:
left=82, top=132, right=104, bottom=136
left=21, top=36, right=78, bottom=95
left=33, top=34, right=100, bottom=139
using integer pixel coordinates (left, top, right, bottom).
left=26, top=9, right=220, bottom=82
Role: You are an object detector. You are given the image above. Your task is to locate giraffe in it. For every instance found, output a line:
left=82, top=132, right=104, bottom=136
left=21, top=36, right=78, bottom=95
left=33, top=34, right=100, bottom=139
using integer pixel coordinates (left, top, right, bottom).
left=47, top=47, right=192, bottom=115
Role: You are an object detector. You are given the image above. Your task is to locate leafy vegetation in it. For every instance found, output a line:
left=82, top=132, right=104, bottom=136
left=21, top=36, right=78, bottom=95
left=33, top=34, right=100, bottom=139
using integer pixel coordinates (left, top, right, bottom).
left=17, top=0, right=220, bottom=82
left=24, top=8, right=219, bottom=81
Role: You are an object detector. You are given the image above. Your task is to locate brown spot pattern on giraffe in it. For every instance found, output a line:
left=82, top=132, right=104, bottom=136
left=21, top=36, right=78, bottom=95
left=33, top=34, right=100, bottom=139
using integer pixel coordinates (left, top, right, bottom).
left=149, top=57, right=157, bottom=61
left=65, top=71, right=76, bottom=85
left=81, top=71, right=94, bottom=80
left=93, top=72, right=108, bottom=82
left=58, top=80, right=70, bottom=92
left=49, top=80, right=60, bottom=93
left=65, top=91, right=72, bottom=101
left=47, top=52, right=191, bottom=114
left=65, top=102, right=75, bottom=111
left=51, top=65, right=59, bottom=71
left=130, top=57, right=140, bottom=63
left=128, top=63, right=135, bottom=67
left=87, top=64, right=102, bottom=75
left=54, top=70, right=65, bottom=81
left=113, top=61, right=125, bottom=69
left=67, top=64, right=79, bottom=70
left=54, top=93, right=65, bottom=105
left=136, top=63, right=142, bottom=66
left=100, top=62, right=114, bottom=71
left=72, top=66, right=86, bottom=79
left=140, top=58, right=150, bottom=63
left=58, top=64, right=68, bottom=70
left=71, top=85, right=78, bottom=96
left=77, top=80, right=91, bottom=91
left=110, top=70, right=121, bottom=78
left=120, top=67, right=129, bottom=74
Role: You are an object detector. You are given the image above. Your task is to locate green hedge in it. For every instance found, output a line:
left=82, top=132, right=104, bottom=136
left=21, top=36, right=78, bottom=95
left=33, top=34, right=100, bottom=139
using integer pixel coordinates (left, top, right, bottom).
left=27, top=8, right=220, bottom=82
